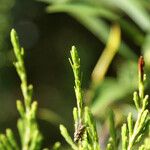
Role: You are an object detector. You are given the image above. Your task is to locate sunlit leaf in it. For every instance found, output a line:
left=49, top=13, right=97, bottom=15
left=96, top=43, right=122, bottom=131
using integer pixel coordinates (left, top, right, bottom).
left=92, top=24, right=121, bottom=85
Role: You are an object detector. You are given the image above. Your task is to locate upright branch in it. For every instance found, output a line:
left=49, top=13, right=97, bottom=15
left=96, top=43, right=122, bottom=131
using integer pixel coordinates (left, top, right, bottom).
left=11, top=29, right=33, bottom=110
left=69, top=46, right=83, bottom=120
left=10, top=29, right=42, bottom=150
left=121, top=56, right=149, bottom=150
left=60, top=46, right=100, bottom=150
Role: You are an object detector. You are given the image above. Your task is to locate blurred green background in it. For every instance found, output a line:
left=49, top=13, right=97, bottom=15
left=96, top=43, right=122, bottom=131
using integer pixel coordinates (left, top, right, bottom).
left=0, top=0, right=150, bottom=149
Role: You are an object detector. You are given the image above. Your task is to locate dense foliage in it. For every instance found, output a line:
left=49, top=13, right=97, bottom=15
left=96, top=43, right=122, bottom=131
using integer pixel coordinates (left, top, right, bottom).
left=0, top=29, right=149, bottom=149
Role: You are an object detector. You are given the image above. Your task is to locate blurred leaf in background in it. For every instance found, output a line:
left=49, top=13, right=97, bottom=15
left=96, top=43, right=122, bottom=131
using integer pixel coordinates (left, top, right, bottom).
left=42, top=0, right=150, bottom=59
left=0, top=0, right=16, bottom=129
left=41, top=0, right=150, bottom=119
left=91, top=24, right=121, bottom=85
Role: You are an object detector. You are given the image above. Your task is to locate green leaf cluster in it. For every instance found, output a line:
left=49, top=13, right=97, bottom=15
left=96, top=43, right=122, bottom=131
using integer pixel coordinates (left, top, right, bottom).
left=60, top=47, right=149, bottom=150
left=121, top=57, right=149, bottom=150
left=0, top=29, right=43, bottom=150
left=0, top=29, right=150, bottom=150
left=60, top=46, right=100, bottom=150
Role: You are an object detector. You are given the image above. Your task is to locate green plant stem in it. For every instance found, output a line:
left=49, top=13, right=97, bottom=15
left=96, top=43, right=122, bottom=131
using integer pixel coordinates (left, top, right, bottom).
left=11, top=29, right=42, bottom=150
left=69, top=46, right=83, bottom=120
left=126, top=56, right=149, bottom=150
left=11, top=29, right=33, bottom=110
left=127, top=110, right=142, bottom=150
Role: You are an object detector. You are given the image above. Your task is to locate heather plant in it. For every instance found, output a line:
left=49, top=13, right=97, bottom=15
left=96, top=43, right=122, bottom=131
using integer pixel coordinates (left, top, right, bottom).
left=60, top=46, right=150, bottom=150
left=121, top=56, right=150, bottom=150
left=60, top=46, right=100, bottom=150
left=0, top=29, right=43, bottom=150
left=0, top=29, right=149, bottom=150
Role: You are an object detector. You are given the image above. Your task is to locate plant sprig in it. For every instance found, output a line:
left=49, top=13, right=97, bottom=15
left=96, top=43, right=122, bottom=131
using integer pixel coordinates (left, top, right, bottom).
left=69, top=46, right=83, bottom=121
left=0, top=29, right=149, bottom=150
left=121, top=56, right=149, bottom=150
left=60, top=46, right=100, bottom=150
left=0, top=29, right=43, bottom=150
left=11, top=29, right=43, bottom=150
